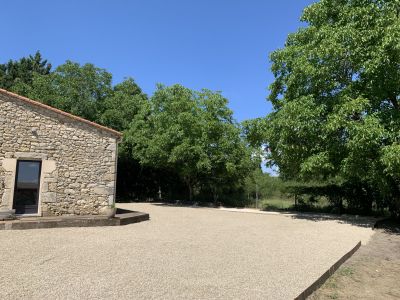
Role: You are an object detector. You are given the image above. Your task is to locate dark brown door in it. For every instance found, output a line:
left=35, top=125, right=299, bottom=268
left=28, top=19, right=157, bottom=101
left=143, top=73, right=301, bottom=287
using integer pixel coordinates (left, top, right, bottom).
left=13, top=160, right=42, bottom=215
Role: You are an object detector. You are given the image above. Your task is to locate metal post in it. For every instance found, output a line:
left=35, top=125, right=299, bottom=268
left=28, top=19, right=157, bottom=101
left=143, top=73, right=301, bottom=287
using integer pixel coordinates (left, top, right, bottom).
left=158, top=186, right=162, bottom=200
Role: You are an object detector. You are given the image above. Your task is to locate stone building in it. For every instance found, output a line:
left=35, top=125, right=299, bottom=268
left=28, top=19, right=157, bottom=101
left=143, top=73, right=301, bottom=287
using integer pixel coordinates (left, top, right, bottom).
left=0, top=89, right=122, bottom=217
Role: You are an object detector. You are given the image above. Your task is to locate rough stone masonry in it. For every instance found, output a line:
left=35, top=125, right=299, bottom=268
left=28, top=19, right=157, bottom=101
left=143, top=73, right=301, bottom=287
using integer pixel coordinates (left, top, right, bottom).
left=0, top=90, right=121, bottom=216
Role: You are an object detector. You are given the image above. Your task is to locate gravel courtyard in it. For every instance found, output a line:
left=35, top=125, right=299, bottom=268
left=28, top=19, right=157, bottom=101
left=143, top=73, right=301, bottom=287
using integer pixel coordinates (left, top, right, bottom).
left=0, top=203, right=375, bottom=300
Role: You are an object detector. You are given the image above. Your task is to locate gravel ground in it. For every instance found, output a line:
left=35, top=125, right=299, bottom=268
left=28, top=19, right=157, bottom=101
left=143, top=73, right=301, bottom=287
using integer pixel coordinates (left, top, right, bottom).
left=0, top=203, right=375, bottom=300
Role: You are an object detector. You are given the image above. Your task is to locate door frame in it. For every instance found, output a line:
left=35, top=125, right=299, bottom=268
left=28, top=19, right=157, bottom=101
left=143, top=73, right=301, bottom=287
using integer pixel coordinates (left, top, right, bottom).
left=13, top=159, right=42, bottom=216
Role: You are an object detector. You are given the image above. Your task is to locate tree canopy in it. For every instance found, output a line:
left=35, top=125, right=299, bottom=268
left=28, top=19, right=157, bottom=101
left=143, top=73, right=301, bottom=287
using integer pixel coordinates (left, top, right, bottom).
left=14, top=61, right=113, bottom=121
left=0, top=53, right=255, bottom=205
left=126, top=84, right=256, bottom=201
left=265, top=0, right=400, bottom=215
left=0, top=51, right=51, bottom=90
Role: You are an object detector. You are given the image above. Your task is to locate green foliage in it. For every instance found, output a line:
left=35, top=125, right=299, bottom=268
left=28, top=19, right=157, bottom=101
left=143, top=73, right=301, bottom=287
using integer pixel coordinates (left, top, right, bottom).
left=100, top=78, right=148, bottom=131
left=126, top=84, right=255, bottom=201
left=16, top=61, right=113, bottom=121
left=0, top=51, right=51, bottom=91
left=265, top=0, right=400, bottom=216
left=242, top=118, right=268, bottom=148
left=1, top=54, right=255, bottom=205
left=265, top=96, right=327, bottom=180
left=244, top=169, right=284, bottom=200
left=381, top=144, right=400, bottom=179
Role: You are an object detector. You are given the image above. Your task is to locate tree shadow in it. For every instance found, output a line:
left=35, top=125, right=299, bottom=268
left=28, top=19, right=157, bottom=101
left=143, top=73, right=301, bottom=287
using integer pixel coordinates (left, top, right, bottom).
left=286, top=212, right=378, bottom=228
left=150, top=201, right=217, bottom=209
left=143, top=201, right=399, bottom=232
left=374, top=218, right=400, bottom=235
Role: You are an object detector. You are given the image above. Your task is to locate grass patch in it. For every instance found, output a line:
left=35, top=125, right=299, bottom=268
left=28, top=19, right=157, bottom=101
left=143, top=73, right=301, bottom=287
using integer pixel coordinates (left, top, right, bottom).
left=338, top=266, right=354, bottom=277
left=324, top=278, right=338, bottom=289
left=261, top=198, right=294, bottom=210
left=322, top=278, right=340, bottom=299
left=258, top=196, right=333, bottom=213
left=328, top=292, right=339, bottom=299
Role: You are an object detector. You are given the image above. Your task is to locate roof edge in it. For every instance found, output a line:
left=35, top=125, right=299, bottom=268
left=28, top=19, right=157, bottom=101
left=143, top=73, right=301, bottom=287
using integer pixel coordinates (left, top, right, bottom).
left=0, top=88, right=122, bottom=138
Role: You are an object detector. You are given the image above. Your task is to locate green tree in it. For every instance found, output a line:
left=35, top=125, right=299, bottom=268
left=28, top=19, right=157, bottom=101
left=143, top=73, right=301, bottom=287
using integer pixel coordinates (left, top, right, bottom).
left=0, top=51, right=51, bottom=91
left=17, top=61, right=113, bottom=121
left=126, top=84, right=254, bottom=201
left=266, top=0, right=400, bottom=215
left=242, top=118, right=268, bottom=148
left=197, top=89, right=256, bottom=203
left=244, top=169, right=284, bottom=204
left=100, top=78, right=148, bottom=131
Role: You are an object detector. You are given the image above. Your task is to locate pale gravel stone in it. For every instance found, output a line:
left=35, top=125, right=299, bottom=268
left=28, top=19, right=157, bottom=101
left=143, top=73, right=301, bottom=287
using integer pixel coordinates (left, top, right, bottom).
left=0, top=203, right=375, bottom=300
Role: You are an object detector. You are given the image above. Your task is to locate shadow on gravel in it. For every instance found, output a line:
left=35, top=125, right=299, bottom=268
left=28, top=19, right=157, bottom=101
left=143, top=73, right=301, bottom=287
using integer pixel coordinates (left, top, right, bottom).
left=374, top=218, right=400, bottom=235
left=151, top=201, right=217, bottom=209
left=286, top=212, right=377, bottom=228
left=150, top=201, right=377, bottom=229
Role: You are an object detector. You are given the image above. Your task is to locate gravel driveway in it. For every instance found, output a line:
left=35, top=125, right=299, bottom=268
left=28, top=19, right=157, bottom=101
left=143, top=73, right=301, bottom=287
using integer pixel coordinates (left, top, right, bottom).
left=0, top=203, right=374, bottom=299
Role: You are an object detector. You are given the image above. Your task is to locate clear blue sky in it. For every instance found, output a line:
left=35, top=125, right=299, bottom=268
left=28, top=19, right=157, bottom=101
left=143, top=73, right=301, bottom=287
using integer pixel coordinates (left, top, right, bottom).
left=1, top=0, right=314, bottom=122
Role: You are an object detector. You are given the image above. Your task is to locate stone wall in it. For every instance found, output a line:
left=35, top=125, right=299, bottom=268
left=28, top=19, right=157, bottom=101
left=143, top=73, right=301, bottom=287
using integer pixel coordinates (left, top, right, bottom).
left=0, top=93, right=119, bottom=216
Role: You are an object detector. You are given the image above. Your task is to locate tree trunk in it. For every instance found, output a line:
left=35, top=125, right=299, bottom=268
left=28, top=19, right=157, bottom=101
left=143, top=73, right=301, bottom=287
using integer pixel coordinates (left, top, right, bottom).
left=158, top=186, right=162, bottom=200
left=213, top=186, right=219, bottom=206
left=188, top=184, right=193, bottom=201
left=255, top=183, right=259, bottom=209
left=183, top=176, right=193, bottom=202
left=390, top=95, right=399, bottom=110
left=186, top=178, right=193, bottom=201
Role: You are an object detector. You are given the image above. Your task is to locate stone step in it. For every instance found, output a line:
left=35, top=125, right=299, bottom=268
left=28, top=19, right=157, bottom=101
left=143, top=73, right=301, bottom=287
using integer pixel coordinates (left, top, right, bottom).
left=0, top=209, right=16, bottom=221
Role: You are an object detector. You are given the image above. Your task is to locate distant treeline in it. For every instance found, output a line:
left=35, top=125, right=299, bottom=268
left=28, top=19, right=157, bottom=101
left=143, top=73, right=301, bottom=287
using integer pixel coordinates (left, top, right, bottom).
left=4, top=0, right=400, bottom=223
left=0, top=52, right=259, bottom=206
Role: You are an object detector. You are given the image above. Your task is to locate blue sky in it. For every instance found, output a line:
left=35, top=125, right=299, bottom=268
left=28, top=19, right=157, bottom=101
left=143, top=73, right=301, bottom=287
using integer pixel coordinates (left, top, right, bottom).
left=1, top=0, right=315, bottom=122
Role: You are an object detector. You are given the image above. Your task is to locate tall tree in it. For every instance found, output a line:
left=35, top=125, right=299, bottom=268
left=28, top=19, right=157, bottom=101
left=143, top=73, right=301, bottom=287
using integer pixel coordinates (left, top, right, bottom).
left=126, top=84, right=254, bottom=201
left=0, top=51, right=51, bottom=91
left=18, top=61, right=113, bottom=121
left=266, top=0, right=400, bottom=215
left=196, top=89, right=256, bottom=203
left=100, top=78, right=148, bottom=131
